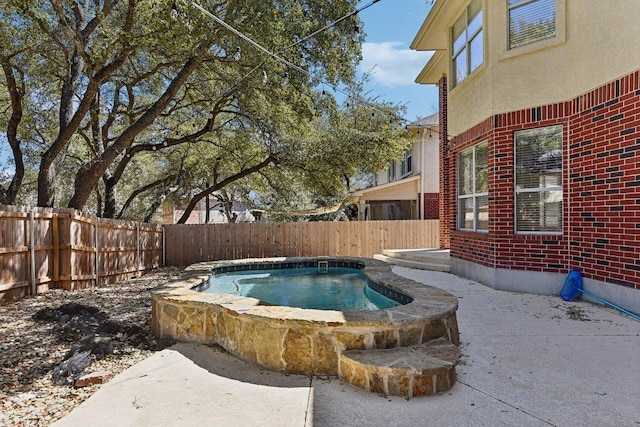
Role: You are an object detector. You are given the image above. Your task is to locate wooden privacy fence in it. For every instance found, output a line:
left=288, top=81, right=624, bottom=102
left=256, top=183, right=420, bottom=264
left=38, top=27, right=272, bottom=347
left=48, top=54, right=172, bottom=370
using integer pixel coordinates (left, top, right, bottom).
left=1, top=207, right=438, bottom=300
left=0, top=205, right=163, bottom=301
left=165, top=220, right=439, bottom=266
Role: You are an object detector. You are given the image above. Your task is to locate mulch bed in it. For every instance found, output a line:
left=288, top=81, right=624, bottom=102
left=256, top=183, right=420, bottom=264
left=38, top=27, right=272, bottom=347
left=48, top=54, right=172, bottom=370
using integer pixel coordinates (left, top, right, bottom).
left=0, top=267, right=181, bottom=426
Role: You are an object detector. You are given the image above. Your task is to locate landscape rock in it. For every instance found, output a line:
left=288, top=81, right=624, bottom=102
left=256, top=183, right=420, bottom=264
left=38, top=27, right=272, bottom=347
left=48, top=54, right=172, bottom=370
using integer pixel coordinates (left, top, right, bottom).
left=75, top=371, right=112, bottom=387
left=52, top=351, right=93, bottom=386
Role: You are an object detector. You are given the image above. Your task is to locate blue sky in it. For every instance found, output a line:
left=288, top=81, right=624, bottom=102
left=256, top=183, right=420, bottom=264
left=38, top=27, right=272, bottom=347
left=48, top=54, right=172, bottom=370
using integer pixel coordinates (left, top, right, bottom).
left=357, top=0, right=437, bottom=121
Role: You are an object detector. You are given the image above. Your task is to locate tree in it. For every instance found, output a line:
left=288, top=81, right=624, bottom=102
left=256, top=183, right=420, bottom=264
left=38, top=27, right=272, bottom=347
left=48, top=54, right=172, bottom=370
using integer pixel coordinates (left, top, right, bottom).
left=1, top=0, right=410, bottom=221
left=212, top=92, right=410, bottom=222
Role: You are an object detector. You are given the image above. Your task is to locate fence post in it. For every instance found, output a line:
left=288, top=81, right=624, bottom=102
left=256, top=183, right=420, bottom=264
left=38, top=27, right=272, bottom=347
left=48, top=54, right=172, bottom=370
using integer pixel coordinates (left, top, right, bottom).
left=94, top=220, right=99, bottom=287
left=162, top=226, right=166, bottom=267
left=52, top=214, right=59, bottom=284
left=29, top=209, right=36, bottom=296
left=136, top=222, right=141, bottom=276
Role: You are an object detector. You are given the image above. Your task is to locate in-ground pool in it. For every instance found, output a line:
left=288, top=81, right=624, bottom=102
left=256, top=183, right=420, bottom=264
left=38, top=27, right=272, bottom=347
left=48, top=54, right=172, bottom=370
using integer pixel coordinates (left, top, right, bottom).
left=152, top=257, right=460, bottom=395
left=203, top=266, right=400, bottom=311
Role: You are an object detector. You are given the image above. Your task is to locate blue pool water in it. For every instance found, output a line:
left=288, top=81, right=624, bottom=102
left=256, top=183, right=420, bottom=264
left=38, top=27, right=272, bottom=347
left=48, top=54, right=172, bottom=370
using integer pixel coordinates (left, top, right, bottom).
left=203, top=267, right=400, bottom=311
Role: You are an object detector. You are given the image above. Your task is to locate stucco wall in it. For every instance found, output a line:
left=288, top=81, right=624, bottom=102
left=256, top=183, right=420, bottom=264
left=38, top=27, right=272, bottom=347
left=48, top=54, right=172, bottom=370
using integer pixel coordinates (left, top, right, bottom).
left=421, top=1, right=640, bottom=135
left=422, top=137, right=440, bottom=193
left=373, top=133, right=439, bottom=189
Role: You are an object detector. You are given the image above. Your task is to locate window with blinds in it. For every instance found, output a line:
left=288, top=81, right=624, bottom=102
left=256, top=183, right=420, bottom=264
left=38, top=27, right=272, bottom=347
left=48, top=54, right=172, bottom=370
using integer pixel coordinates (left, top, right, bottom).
left=514, top=125, right=562, bottom=233
left=508, top=0, right=556, bottom=50
left=452, top=0, right=483, bottom=87
left=457, top=141, right=488, bottom=232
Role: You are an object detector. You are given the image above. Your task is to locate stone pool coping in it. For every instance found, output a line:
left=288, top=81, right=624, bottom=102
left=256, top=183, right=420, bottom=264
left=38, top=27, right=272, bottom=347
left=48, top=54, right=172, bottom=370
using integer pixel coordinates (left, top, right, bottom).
left=152, top=257, right=459, bottom=375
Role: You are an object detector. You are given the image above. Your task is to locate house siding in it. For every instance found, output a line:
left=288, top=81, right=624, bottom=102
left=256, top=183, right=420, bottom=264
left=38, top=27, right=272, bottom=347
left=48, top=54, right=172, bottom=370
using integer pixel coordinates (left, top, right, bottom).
left=444, top=70, right=640, bottom=291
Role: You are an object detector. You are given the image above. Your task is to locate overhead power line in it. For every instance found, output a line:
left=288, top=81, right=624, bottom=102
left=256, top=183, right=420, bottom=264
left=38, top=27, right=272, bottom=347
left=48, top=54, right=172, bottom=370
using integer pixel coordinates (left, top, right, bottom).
left=188, top=2, right=306, bottom=75
left=183, top=0, right=407, bottom=121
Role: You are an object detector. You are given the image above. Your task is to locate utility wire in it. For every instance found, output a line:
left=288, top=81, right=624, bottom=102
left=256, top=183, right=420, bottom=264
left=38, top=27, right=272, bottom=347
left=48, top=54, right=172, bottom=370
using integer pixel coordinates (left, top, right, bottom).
left=189, top=0, right=381, bottom=77
left=188, top=2, right=306, bottom=74
left=186, top=0, right=405, bottom=121
left=283, top=0, right=381, bottom=50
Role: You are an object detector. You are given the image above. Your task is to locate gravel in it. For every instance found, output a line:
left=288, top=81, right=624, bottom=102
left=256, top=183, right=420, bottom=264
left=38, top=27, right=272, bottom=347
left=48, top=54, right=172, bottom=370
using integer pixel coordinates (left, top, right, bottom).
left=0, top=267, right=182, bottom=427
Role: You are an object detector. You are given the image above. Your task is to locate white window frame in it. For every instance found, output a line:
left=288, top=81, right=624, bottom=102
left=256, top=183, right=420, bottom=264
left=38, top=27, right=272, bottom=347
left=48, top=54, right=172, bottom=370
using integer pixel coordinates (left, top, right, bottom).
left=508, top=0, right=556, bottom=50
left=401, top=150, right=413, bottom=177
left=388, top=163, right=396, bottom=181
left=514, top=125, right=563, bottom=234
left=457, top=141, right=489, bottom=232
left=451, top=0, right=483, bottom=88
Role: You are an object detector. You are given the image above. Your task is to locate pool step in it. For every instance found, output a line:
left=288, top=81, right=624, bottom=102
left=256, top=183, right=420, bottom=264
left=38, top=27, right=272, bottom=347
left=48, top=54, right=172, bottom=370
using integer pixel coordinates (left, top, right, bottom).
left=373, top=249, right=450, bottom=272
left=338, top=337, right=460, bottom=398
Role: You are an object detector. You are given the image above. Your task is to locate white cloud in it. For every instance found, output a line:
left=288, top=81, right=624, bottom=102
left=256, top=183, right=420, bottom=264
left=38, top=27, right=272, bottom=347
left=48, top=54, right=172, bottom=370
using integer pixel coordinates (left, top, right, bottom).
left=358, top=42, right=433, bottom=87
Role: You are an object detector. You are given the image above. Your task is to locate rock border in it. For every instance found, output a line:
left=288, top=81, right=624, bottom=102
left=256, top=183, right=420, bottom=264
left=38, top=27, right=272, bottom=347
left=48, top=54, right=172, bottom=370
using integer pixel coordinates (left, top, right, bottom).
left=152, top=257, right=459, bottom=375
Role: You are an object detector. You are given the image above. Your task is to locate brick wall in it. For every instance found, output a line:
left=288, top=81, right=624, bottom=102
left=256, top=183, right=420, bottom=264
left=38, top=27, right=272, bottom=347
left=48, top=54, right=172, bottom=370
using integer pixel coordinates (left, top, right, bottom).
left=443, top=70, right=640, bottom=291
left=568, top=71, right=640, bottom=288
left=423, top=193, right=439, bottom=220
left=439, top=76, right=452, bottom=248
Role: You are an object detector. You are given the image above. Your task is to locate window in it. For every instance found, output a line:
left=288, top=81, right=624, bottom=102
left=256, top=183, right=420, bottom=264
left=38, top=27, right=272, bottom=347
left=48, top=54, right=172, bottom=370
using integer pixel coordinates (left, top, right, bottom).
left=401, top=150, right=413, bottom=176
left=508, top=0, right=556, bottom=49
left=457, top=141, right=488, bottom=231
left=452, top=0, right=483, bottom=87
left=388, top=163, right=396, bottom=181
left=515, top=125, right=562, bottom=233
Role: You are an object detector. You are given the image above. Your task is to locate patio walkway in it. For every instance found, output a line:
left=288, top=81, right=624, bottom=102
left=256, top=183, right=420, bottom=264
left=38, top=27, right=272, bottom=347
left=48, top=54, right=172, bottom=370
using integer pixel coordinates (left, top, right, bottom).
left=53, top=267, right=640, bottom=427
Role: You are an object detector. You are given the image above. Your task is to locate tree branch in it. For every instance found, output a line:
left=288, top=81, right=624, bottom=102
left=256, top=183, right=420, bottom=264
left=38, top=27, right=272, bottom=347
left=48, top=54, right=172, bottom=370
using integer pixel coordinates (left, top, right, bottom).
left=68, top=39, right=215, bottom=209
left=177, top=154, right=275, bottom=223
left=117, top=174, right=177, bottom=219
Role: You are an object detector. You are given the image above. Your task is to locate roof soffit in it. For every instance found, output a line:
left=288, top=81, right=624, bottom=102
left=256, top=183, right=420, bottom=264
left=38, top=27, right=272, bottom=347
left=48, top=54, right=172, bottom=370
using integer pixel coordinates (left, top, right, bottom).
left=415, top=50, right=447, bottom=85
left=410, top=0, right=467, bottom=51
left=407, top=112, right=439, bottom=128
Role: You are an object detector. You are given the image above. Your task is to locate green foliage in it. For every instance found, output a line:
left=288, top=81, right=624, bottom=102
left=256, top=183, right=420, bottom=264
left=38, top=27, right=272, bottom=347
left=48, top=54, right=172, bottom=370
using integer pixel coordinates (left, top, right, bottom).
left=0, top=0, right=410, bottom=221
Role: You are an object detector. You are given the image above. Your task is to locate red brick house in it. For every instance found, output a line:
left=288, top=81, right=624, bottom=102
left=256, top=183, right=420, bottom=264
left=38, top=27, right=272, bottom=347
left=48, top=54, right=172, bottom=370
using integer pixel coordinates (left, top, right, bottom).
left=411, top=0, right=640, bottom=314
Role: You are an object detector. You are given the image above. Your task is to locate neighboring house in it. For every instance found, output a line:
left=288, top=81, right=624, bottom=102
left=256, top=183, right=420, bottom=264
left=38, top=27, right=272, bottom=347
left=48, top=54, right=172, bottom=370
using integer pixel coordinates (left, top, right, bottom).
left=163, top=197, right=260, bottom=224
left=352, top=114, right=439, bottom=220
left=412, top=0, right=640, bottom=313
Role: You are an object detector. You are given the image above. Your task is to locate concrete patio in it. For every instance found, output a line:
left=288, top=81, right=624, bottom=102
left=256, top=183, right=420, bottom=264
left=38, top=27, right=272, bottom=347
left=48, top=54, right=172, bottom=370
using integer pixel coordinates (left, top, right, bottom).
left=53, top=266, right=640, bottom=427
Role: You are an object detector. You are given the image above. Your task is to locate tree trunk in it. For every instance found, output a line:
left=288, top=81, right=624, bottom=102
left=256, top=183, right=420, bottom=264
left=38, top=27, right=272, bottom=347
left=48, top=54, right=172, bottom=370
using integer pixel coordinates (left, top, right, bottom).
left=205, top=195, right=211, bottom=223
left=37, top=45, right=86, bottom=207
left=103, top=174, right=117, bottom=218
left=0, top=56, right=25, bottom=205
left=95, top=187, right=103, bottom=217
left=36, top=1, right=133, bottom=207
